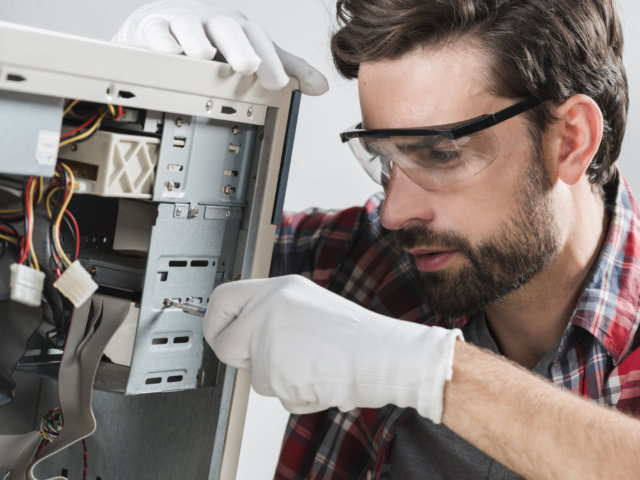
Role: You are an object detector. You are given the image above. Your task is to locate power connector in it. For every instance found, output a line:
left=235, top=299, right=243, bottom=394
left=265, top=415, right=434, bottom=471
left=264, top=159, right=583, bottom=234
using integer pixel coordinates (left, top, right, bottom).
left=53, top=260, right=98, bottom=307
left=10, top=263, right=45, bottom=307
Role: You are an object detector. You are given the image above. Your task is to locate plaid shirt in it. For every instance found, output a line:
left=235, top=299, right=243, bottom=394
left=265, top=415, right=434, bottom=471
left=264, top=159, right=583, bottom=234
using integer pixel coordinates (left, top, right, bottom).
left=269, top=172, right=640, bottom=480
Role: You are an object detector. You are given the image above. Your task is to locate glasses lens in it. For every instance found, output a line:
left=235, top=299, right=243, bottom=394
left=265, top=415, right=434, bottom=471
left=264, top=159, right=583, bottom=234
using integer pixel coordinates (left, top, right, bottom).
left=346, top=129, right=499, bottom=189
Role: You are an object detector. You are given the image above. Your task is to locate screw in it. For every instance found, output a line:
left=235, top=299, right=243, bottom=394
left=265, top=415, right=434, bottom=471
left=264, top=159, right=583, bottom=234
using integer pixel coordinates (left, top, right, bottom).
left=175, top=117, right=184, bottom=127
left=205, top=100, right=213, bottom=112
left=87, top=265, right=97, bottom=276
left=70, top=144, right=78, bottom=152
left=232, top=126, right=240, bottom=135
left=222, top=185, right=236, bottom=195
left=175, top=207, right=183, bottom=216
left=225, top=209, right=231, bottom=219
left=188, top=207, right=199, bottom=218
left=166, top=181, right=176, bottom=191
left=246, top=107, right=253, bottom=117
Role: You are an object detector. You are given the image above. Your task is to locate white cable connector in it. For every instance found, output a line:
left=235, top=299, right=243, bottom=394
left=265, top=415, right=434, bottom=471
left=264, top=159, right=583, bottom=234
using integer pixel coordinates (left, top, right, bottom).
left=10, top=263, right=45, bottom=307
left=53, top=260, right=98, bottom=307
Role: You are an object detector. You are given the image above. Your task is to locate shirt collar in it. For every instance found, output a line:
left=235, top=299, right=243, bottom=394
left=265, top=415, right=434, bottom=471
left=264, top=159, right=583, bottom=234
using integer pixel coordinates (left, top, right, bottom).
left=570, top=172, right=640, bottom=364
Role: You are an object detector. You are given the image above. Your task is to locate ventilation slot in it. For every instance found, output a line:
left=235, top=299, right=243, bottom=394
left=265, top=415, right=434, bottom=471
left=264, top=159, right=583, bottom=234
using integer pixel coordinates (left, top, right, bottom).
left=7, top=73, right=26, bottom=82
left=169, top=260, right=187, bottom=267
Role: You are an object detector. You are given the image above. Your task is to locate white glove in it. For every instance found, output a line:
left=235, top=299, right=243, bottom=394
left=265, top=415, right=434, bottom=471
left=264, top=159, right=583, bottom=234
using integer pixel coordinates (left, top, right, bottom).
left=204, top=275, right=462, bottom=423
left=113, top=0, right=329, bottom=95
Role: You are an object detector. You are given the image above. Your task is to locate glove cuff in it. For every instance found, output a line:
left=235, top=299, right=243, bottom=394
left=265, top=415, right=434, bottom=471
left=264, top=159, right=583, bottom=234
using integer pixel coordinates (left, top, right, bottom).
left=354, top=316, right=462, bottom=423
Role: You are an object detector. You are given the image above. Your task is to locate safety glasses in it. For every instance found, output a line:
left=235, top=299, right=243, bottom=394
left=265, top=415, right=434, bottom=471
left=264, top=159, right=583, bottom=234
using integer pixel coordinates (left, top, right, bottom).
left=339, top=96, right=541, bottom=190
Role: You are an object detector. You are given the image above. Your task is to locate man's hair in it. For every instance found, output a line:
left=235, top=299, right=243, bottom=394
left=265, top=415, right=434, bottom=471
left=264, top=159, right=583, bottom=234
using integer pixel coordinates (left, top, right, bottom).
left=331, top=0, right=628, bottom=187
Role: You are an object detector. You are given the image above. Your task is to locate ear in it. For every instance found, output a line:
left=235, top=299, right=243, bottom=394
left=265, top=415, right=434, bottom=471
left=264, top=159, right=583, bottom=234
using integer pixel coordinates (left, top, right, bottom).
left=552, top=94, right=603, bottom=186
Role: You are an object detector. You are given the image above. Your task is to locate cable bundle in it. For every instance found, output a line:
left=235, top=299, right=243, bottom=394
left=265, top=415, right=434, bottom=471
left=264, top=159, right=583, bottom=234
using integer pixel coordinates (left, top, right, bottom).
left=0, top=100, right=122, bottom=273
left=45, top=163, right=80, bottom=277
left=33, top=407, right=89, bottom=480
left=59, top=100, right=123, bottom=148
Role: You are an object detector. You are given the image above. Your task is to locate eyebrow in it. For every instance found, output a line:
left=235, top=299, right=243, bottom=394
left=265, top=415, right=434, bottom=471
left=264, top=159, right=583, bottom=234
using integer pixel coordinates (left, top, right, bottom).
left=390, top=136, right=449, bottom=151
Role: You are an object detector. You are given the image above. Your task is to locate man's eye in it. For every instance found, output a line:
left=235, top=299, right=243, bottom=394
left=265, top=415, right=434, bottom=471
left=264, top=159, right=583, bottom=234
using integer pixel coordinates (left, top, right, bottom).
left=428, top=150, right=462, bottom=163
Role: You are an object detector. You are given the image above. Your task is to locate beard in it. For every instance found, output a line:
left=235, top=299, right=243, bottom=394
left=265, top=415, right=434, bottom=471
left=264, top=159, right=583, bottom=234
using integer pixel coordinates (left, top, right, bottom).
left=395, top=149, right=560, bottom=319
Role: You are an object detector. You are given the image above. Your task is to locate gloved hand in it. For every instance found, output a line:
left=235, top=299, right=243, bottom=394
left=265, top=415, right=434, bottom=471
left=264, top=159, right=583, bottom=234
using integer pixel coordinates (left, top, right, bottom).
left=204, top=275, right=463, bottom=423
left=113, top=0, right=329, bottom=95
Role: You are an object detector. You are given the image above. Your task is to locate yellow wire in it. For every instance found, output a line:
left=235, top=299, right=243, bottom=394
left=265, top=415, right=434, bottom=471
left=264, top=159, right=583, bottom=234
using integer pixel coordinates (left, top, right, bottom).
left=58, top=110, right=108, bottom=148
left=53, top=163, right=75, bottom=267
left=36, top=177, right=44, bottom=204
left=0, top=208, right=23, bottom=214
left=45, top=186, right=60, bottom=219
left=107, top=104, right=116, bottom=116
left=62, top=99, right=79, bottom=117
left=0, top=233, right=17, bottom=244
left=27, top=179, right=40, bottom=271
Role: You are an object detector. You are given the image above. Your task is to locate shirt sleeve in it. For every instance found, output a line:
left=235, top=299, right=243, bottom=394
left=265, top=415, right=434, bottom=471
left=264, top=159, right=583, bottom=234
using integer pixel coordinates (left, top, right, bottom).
left=269, top=195, right=384, bottom=287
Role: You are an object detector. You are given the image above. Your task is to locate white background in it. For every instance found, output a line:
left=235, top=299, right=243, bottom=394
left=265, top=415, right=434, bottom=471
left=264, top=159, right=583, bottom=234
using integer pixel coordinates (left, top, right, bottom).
left=1, top=1, right=638, bottom=478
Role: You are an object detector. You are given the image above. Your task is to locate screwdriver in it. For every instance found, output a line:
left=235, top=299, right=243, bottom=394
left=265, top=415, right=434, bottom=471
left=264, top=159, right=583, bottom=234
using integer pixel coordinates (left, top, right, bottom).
left=163, top=298, right=207, bottom=317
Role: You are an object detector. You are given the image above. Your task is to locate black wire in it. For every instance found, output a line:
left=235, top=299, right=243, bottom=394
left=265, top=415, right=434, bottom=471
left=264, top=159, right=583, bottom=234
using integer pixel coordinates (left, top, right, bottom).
left=60, top=210, right=77, bottom=259
left=0, top=220, right=19, bottom=237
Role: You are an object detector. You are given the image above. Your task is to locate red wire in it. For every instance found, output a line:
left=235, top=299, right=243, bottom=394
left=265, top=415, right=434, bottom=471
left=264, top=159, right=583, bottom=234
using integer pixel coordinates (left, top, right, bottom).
left=49, top=194, right=79, bottom=262
left=18, top=237, right=28, bottom=265
left=0, top=225, right=16, bottom=235
left=65, top=209, right=80, bottom=261
left=112, top=104, right=123, bottom=120
left=60, top=114, right=98, bottom=139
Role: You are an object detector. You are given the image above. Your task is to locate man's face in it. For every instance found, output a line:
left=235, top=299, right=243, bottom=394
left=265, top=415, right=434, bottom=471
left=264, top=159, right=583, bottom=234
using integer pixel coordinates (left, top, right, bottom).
left=358, top=45, right=562, bottom=318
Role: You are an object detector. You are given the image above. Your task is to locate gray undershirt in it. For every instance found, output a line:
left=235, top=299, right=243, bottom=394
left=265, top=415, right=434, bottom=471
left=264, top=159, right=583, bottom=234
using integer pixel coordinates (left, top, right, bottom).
left=388, top=316, right=558, bottom=479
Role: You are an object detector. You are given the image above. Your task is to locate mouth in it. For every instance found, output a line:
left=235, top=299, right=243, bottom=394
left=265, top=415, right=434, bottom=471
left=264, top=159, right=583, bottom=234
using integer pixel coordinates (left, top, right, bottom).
left=406, top=248, right=458, bottom=272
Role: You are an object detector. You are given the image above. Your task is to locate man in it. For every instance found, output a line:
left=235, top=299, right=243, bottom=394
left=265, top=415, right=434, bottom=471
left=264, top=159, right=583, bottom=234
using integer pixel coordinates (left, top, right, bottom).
left=118, top=0, right=640, bottom=478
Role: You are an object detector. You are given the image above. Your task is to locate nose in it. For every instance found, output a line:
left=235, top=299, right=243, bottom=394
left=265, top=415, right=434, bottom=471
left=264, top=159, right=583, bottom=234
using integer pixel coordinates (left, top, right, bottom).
left=380, top=167, right=436, bottom=231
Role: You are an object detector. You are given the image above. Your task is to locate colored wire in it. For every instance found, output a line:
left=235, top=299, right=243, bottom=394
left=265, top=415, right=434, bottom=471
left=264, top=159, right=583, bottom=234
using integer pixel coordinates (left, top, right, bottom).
left=51, top=163, right=75, bottom=268
left=18, top=237, right=28, bottom=265
left=36, top=177, right=44, bottom=205
left=27, top=178, right=40, bottom=271
left=60, top=114, right=98, bottom=140
left=63, top=209, right=80, bottom=261
left=82, top=439, right=88, bottom=480
left=0, top=223, right=18, bottom=237
left=59, top=110, right=109, bottom=148
left=62, top=99, right=80, bottom=117
left=60, top=101, right=121, bottom=145
left=114, top=104, right=123, bottom=120
left=0, top=233, right=17, bottom=244
left=19, top=177, right=33, bottom=266
left=34, top=407, right=63, bottom=461
left=45, top=186, right=61, bottom=219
